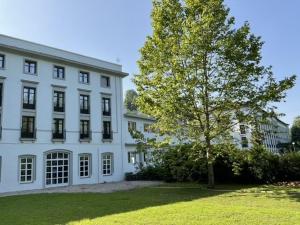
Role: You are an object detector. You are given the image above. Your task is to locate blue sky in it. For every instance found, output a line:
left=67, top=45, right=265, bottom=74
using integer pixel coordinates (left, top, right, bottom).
left=0, top=0, right=299, bottom=124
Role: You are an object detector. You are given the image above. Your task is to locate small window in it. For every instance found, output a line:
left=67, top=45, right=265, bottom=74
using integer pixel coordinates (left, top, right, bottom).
left=80, top=94, right=90, bottom=114
left=23, top=87, right=36, bottom=109
left=52, top=118, right=64, bottom=139
left=53, top=91, right=65, bottom=112
left=80, top=120, right=90, bottom=139
left=24, top=60, right=37, bottom=74
left=241, top=137, right=248, bottom=148
left=128, top=121, right=136, bottom=132
left=240, top=125, right=246, bottom=134
left=101, top=76, right=110, bottom=88
left=79, top=154, right=91, bottom=178
left=128, top=152, right=136, bottom=164
left=144, top=123, right=151, bottom=133
left=103, top=121, right=112, bottom=140
left=21, top=116, right=35, bottom=139
left=79, top=71, right=89, bottom=84
left=102, top=97, right=111, bottom=116
left=19, top=155, right=35, bottom=183
left=102, top=153, right=113, bottom=176
left=0, top=54, right=5, bottom=69
left=53, top=66, right=65, bottom=79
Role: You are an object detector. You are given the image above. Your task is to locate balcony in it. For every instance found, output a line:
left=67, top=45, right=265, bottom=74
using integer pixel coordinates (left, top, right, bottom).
left=20, top=129, right=36, bottom=140
left=80, top=108, right=90, bottom=114
left=79, top=131, right=92, bottom=142
left=102, top=131, right=113, bottom=141
left=102, top=110, right=111, bottom=116
left=53, top=105, right=65, bottom=113
left=52, top=129, right=66, bottom=141
left=23, top=103, right=35, bottom=110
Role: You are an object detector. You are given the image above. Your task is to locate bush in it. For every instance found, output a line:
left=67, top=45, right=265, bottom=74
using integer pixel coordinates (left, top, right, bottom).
left=126, top=144, right=300, bottom=184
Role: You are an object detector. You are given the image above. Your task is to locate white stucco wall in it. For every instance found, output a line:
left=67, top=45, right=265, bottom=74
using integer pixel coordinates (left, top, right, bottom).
left=0, top=44, right=126, bottom=193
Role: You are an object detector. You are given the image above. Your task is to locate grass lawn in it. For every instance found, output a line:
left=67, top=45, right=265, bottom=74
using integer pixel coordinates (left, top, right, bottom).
left=0, top=183, right=300, bottom=225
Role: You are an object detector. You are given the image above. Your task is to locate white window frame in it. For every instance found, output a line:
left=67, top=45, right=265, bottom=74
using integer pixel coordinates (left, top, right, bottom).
left=19, top=155, right=36, bottom=184
left=128, top=152, right=136, bottom=164
left=128, top=121, right=136, bottom=132
left=79, top=153, right=91, bottom=178
left=102, top=153, right=113, bottom=176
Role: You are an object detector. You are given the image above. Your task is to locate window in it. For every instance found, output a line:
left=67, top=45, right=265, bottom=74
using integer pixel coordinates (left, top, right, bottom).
left=101, top=76, right=110, bottom=88
left=24, top=60, right=37, bottom=74
left=21, top=116, right=35, bottom=138
left=128, top=152, right=136, bottom=164
left=53, top=91, right=65, bottom=112
left=80, top=120, right=90, bottom=139
left=0, top=54, right=5, bottom=69
left=23, top=87, right=36, bottom=109
left=53, top=118, right=64, bottom=139
left=241, top=137, right=248, bottom=148
left=102, top=97, right=111, bottom=116
left=240, top=125, right=246, bottom=134
left=128, top=121, right=136, bottom=132
left=79, top=71, right=89, bottom=84
left=53, top=66, right=65, bottom=79
left=46, top=152, right=69, bottom=186
left=19, top=155, right=35, bottom=183
left=103, top=121, right=112, bottom=139
left=144, top=123, right=151, bottom=133
left=80, top=94, right=90, bottom=114
left=0, top=83, right=3, bottom=107
left=79, top=154, right=91, bottom=178
left=102, top=153, right=113, bottom=176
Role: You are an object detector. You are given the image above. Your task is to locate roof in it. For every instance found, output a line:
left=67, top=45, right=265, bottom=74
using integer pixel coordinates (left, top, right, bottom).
left=0, top=34, right=128, bottom=77
left=124, top=111, right=156, bottom=121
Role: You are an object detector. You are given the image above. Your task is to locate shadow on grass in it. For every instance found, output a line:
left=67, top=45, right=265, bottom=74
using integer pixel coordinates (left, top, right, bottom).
left=0, top=183, right=242, bottom=225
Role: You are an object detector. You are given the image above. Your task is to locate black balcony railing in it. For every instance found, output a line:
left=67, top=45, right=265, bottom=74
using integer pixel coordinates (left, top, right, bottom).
left=80, top=131, right=92, bottom=141
left=102, top=110, right=111, bottom=116
left=102, top=131, right=113, bottom=140
left=21, top=128, right=36, bottom=139
left=23, top=103, right=35, bottom=110
left=53, top=105, right=65, bottom=112
left=80, top=108, right=90, bottom=114
left=52, top=129, right=66, bottom=140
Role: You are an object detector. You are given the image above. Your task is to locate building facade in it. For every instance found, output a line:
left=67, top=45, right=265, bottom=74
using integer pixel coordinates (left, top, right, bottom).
left=0, top=35, right=128, bottom=193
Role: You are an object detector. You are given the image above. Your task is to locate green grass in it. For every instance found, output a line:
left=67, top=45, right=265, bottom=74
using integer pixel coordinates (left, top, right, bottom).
left=0, top=183, right=300, bottom=225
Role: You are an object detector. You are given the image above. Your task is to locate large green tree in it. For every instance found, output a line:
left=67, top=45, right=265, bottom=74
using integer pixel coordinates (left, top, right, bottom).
left=291, top=116, right=300, bottom=150
left=134, top=0, right=296, bottom=187
left=124, top=89, right=138, bottom=111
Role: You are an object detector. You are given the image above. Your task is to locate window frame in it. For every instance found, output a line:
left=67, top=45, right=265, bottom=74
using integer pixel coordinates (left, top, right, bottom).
left=80, top=94, right=90, bottom=114
left=52, top=118, right=64, bottom=140
left=103, top=121, right=112, bottom=140
left=0, top=54, right=5, bottom=69
left=101, top=76, right=110, bottom=88
left=102, top=153, right=113, bottom=176
left=23, top=86, right=36, bottom=110
left=128, top=121, right=136, bottom=132
left=80, top=120, right=90, bottom=140
left=53, top=90, right=65, bottom=112
left=102, top=97, right=111, bottom=116
left=79, top=71, right=90, bottom=84
left=241, top=136, right=249, bottom=148
left=127, top=152, right=136, bottom=164
left=24, top=59, right=37, bottom=75
left=18, top=155, right=36, bottom=184
left=53, top=65, right=65, bottom=80
left=79, top=153, right=92, bottom=178
left=21, top=116, right=35, bottom=139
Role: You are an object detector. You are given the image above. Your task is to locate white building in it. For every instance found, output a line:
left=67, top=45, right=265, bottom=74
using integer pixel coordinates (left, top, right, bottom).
left=233, top=118, right=290, bottom=153
left=123, top=111, right=156, bottom=173
left=0, top=34, right=128, bottom=193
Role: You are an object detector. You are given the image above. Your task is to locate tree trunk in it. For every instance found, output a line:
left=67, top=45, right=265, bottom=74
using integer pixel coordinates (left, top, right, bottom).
left=206, top=143, right=215, bottom=188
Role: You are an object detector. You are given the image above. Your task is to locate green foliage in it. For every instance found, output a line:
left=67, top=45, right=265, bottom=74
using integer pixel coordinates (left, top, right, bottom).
left=124, top=89, right=138, bottom=111
left=135, top=144, right=300, bottom=184
left=134, top=0, right=296, bottom=186
left=291, top=116, right=300, bottom=149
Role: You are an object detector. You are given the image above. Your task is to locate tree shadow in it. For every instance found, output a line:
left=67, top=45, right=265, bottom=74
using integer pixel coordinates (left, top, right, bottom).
left=0, top=183, right=244, bottom=225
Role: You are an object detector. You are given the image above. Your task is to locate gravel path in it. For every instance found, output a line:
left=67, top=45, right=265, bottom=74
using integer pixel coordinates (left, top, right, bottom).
left=0, top=181, right=164, bottom=197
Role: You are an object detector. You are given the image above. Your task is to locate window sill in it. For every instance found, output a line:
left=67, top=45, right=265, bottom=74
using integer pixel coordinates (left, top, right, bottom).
left=79, top=176, right=91, bottom=179
left=80, top=139, right=91, bottom=143
left=52, top=139, right=65, bottom=143
left=24, top=72, right=38, bottom=76
left=20, top=138, right=36, bottom=143
left=102, top=138, right=113, bottom=143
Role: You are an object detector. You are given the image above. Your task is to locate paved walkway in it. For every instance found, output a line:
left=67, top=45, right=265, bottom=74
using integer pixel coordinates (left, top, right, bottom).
left=0, top=181, right=163, bottom=197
